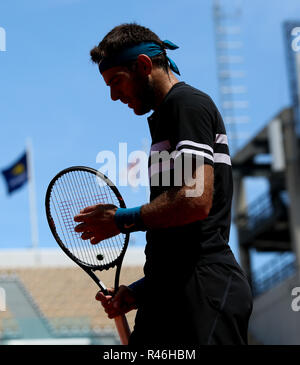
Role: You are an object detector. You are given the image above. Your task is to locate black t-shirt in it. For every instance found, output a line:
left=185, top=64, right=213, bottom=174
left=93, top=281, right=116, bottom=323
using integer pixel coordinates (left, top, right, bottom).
left=143, top=82, right=235, bottom=281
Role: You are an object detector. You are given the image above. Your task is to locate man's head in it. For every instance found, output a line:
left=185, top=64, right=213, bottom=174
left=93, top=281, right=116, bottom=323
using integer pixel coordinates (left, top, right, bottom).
left=90, top=23, right=179, bottom=115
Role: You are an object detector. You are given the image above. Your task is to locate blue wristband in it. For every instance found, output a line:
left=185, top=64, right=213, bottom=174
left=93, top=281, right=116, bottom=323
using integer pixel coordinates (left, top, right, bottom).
left=114, top=206, right=146, bottom=233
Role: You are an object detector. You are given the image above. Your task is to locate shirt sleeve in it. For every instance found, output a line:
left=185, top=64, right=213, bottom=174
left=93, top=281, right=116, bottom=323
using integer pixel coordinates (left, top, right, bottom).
left=128, top=277, right=145, bottom=305
left=168, top=97, right=216, bottom=167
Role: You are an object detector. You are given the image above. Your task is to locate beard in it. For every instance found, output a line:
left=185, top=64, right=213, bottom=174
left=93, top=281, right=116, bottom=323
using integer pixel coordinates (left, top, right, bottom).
left=132, top=74, right=156, bottom=115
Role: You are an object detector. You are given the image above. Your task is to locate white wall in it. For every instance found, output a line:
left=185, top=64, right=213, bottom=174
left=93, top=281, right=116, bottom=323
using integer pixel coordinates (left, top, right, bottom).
left=0, top=248, right=145, bottom=268
left=249, top=272, right=300, bottom=345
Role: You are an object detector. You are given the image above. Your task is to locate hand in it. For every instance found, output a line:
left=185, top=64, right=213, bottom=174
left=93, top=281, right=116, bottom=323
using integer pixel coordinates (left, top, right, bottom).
left=95, top=285, right=137, bottom=319
left=74, top=204, right=120, bottom=244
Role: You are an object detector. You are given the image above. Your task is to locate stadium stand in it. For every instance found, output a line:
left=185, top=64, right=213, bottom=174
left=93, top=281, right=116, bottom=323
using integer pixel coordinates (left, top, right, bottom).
left=0, top=248, right=261, bottom=345
left=0, top=248, right=144, bottom=344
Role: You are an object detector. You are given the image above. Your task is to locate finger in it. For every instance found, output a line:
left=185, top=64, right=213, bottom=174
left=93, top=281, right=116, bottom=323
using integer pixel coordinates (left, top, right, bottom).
left=81, top=231, right=94, bottom=240
left=104, top=304, right=123, bottom=318
left=90, top=236, right=102, bottom=245
left=95, top=290, right=114, bottom=307
left=74, top=213, right=88, bottom=222
left=74, top=223, right=88, bottom=233
left=107, top=303, right=130, bottom=318
left=95, top=292, right=112, bottom=304
left=102, top=300, right=115, bottom=312
left=80, top=204, right=103, bottom=214
left=95, top=291, right=106, bottom=301
left=74, top=209, right=96, bottom=223
left=111, top=288, right=124, bottom=311
left=74, top=205, right=104, bottom=223
left=95, top=288, right=114, bottom=300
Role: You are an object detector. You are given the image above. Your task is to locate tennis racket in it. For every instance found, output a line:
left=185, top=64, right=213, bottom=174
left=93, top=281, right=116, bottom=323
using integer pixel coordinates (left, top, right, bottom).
left=45, top=166, right=131, bottom=345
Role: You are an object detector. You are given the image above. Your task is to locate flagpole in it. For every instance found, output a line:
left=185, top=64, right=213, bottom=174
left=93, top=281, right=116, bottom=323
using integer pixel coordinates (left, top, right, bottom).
left=26, top=138, right=39, bottom=251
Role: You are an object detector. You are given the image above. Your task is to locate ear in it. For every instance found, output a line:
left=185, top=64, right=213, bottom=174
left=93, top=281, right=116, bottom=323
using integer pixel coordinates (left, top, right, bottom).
left=136, top=54, right=152, bottom=76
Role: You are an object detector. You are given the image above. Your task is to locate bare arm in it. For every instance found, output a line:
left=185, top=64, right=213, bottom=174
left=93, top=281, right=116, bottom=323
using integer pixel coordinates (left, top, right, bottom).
left=141, top=164, right=214, bottom=229
left=74, top=164, right=214, bottom=243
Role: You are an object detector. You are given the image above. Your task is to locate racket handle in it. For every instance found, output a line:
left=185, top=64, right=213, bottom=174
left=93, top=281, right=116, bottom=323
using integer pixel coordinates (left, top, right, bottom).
left=114, top=314, right=131, bottom=345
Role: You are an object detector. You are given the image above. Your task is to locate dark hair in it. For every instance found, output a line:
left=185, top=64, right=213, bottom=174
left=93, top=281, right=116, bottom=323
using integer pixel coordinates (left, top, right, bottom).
left=90, top=23, right=169, bottom=73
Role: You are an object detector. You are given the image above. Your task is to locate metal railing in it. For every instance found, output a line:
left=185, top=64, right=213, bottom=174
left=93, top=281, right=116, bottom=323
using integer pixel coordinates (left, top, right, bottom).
left=236, top=190, right=288, bottom=235
left=252, top=252, right=296, bottom=297
left=248, top=194, right=274, bottom=229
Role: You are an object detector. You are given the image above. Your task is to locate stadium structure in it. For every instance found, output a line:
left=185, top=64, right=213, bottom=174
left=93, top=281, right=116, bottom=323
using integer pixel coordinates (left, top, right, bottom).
left=214, top=1, right=300, bottom=345
left=233, top=105, right=300, bottom=345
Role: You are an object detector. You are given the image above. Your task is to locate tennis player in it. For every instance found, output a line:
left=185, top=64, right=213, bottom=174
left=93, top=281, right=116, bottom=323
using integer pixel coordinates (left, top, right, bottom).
left=74, top=23, right=253, bottom=345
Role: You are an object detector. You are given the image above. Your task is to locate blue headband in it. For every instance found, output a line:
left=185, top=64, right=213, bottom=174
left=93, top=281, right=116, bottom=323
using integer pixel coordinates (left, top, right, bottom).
left=99, top=40, right=180, bottom=75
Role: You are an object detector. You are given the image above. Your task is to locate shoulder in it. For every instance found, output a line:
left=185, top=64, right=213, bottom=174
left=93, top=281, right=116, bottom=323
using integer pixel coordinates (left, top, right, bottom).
left=165, top=82, right=217, bottom=113
left=162, top=82, right=219, bottom=132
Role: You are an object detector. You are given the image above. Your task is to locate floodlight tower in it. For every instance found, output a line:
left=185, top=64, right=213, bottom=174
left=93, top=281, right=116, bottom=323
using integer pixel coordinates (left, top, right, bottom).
left=213, top=0, right=250, bottom=155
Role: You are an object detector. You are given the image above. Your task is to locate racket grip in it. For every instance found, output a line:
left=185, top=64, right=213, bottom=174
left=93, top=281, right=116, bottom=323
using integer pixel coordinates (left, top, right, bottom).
left=114, top=314, right=131, bottom=345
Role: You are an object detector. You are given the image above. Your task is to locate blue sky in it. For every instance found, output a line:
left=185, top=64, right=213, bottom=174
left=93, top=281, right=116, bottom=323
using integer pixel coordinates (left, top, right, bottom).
left=0, top=0, right=299, bottom=270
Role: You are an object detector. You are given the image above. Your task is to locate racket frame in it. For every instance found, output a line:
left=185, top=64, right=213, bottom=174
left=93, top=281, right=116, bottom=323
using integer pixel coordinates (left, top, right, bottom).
left=45, top=166, right=131, bottom=343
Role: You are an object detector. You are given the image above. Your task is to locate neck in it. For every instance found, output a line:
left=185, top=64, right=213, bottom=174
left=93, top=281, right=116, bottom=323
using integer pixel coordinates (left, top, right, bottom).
left=151, top=69, right=179, bottom=110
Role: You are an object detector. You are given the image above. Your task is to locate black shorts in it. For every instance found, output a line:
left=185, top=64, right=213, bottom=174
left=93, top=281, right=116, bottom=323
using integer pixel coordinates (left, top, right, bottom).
left=128, top=261, right=253, bottom=345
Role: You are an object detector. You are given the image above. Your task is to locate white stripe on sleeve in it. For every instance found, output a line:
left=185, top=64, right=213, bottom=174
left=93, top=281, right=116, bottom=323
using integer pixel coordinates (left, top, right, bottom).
left=214, top=153, right=231, bottom=165
left=176, top=140, right=214, bottom=154
left=173, top=148, right=214, bottom=162
left=215, top=134, right=228, bottom=145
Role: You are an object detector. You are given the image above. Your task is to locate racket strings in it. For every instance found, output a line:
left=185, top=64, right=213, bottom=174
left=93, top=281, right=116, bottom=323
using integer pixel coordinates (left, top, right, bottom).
left=49, top=170, right=126, bottom=268
left=77, top=171, right=120, bottom=263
